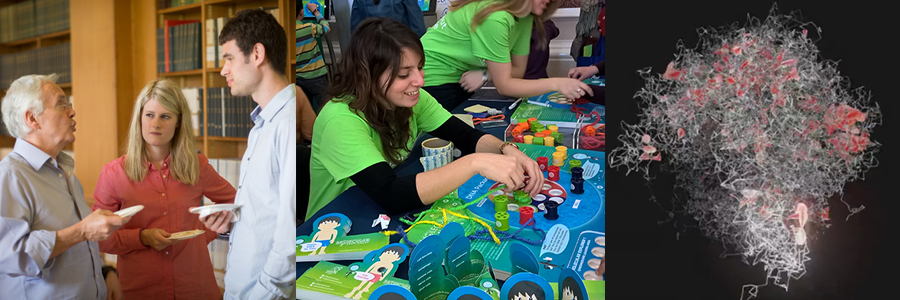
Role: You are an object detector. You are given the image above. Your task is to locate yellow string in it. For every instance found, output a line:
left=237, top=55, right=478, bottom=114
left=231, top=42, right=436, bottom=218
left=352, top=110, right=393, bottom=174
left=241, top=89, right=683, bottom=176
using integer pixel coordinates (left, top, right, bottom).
left=382, top=208, right=502, bottom=245
left=444, top=209, right=501, bottom=245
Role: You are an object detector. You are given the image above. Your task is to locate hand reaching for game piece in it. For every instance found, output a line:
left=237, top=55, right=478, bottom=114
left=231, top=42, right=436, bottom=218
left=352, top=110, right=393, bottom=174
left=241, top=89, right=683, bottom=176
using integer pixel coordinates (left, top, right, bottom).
left=307, top=2, right=319, bottom=15
left=568, top=65, right=601, bottom=81
left=501, top=146, right=545, bottom=197
left=471, top=153, right=525, bottom=195
left=554, top=78, right=593, bottom=101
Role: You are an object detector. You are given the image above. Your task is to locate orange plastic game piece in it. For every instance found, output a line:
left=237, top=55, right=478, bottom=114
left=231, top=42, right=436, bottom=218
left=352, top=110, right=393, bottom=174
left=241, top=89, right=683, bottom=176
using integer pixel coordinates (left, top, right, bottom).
left=585, top=126, right=597, bottom=136
left=512, top=128, right=523, bottom=137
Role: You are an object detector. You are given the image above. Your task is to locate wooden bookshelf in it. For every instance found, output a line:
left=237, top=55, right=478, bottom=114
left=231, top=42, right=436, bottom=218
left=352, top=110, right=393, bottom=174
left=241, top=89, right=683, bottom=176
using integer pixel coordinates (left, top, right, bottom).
left=154, top=0, right=295, bottom=159
left=0, top=1, right=73, bottom=158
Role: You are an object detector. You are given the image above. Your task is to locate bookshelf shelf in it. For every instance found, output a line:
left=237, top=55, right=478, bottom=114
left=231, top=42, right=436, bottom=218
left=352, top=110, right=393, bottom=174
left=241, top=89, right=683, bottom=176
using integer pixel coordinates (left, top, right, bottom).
left=58, top=82, right=71, bottom=88
left=42, top=29, right=71, bottom=39
left=207, top=67, right=223, bottom=73
left=2, top=36, right=37, bottom=47
left=159, top=69, right=203, bottom=77
left=157, top=2, right=202, bottom=15
left=207, top=136, right=248, bottom=142
left=0, top=29, right=71, bottom=47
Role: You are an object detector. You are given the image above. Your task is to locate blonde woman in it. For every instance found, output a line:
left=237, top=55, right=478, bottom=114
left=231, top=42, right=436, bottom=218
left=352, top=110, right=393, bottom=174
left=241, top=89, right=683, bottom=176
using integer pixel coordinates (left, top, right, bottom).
left=421, top=0, right=593, bottom=110
left=91, top=79, right=236, bottom=300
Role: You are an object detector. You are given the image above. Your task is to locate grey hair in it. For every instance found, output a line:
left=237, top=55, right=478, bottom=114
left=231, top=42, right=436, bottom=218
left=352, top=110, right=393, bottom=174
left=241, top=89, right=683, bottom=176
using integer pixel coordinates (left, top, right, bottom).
left=1, top=74, right=59, bottom=138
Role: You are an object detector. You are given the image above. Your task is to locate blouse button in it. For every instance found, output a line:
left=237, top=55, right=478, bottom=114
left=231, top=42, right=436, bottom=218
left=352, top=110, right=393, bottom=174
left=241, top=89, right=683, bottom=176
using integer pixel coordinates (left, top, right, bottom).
left=163, top=175, right=166, bottom=178
left=162, top=193, right=166, bottom=197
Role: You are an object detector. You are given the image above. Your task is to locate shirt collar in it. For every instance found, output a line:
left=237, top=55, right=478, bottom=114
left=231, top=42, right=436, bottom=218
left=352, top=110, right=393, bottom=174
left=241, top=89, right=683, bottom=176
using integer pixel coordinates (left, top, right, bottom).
left=146, top=154, right=172, bottom=171
left=252, top=84, right=295, bottom=124
left=13, top=138, right=58, bottom=171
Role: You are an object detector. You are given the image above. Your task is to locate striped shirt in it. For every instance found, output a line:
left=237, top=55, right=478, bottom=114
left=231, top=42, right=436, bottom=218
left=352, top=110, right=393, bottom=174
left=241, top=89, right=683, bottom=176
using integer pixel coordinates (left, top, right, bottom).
left=223, top=84, right=297, bottom=300
left=296, top=17, right=330, bottom=80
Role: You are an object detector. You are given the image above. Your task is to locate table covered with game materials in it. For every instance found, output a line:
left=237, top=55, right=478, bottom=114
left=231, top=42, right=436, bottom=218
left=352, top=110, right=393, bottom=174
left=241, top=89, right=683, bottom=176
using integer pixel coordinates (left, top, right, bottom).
left=298, top=81, right=605, bottom=299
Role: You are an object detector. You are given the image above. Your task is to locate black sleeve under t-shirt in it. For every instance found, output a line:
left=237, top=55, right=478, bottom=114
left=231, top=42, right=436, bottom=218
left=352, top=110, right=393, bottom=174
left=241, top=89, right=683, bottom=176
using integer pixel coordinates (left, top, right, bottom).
left=349, top=117, right=488, bottom=214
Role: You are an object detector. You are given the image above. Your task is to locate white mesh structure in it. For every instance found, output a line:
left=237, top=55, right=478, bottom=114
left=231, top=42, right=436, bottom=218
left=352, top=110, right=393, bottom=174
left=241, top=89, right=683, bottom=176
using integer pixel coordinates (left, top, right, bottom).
left=608, top=6, right=880, bottom=298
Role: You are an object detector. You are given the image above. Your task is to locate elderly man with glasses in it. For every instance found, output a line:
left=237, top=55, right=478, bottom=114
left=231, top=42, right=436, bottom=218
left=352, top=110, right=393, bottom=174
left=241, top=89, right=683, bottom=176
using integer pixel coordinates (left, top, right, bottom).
left=1, top=74, right=131, bottom=300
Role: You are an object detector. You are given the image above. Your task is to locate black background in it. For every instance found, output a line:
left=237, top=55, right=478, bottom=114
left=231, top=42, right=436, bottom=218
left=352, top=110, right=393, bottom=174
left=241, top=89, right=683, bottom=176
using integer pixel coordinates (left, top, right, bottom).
left=608, top=1, right=894, bottom=298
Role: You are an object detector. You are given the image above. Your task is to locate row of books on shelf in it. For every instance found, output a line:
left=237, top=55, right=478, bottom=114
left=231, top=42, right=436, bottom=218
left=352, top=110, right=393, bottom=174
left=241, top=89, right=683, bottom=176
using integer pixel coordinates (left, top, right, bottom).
left=204, top=16, right=230, bottom=69
left=157, top=20, right=204, bottom=73
left=0, top=43, right=71, bottom=90
left=157, top=6, right=282, bottom=74
left=182, top=87, right=257, bottom=138
left=0, top=0, right=70, bottom=44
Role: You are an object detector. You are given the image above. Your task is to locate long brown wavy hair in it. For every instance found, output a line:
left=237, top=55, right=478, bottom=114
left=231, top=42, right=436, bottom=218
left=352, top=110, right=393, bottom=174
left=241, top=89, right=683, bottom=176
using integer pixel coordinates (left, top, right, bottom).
left=451, top=0, right=561, bottom=50
left=326, top=18, right=425, bottom=166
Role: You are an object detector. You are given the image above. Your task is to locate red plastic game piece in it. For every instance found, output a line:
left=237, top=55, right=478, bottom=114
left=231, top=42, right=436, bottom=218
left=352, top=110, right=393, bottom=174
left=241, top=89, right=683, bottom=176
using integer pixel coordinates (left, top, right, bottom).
left=548, top=166, right=560, bottom=181
left=537, top=156, right=549, bottom=171
left=519, top=206, right=534, bottom=225
left=514, top=134, right=524, bottom=143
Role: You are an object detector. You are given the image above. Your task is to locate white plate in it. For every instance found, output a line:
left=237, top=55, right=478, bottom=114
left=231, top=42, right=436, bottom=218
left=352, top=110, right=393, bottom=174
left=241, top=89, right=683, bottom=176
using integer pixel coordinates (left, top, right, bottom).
left=114, top=205, right=144, bottom=218
left=168, top=229, right=205, bottom=240
left=189, top=204, right=241, bottom=219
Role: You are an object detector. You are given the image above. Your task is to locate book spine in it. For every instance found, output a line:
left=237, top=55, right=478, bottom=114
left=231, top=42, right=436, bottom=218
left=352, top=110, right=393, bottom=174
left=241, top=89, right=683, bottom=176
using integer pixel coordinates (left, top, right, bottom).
left=166, top=26, right=172, bottom=72
left=221, top=88, right=226, bottom=137
left=216, top=88, right=223, bottom=137
left=205, top=18, right=214, bottom=69
left=225, top=91, right=230, bottom=137
left=198, top=88, right=204, bottom=137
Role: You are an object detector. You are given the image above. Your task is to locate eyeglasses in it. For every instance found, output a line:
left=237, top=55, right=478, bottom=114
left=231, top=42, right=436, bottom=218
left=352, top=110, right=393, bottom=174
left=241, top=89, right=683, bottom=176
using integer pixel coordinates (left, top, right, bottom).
left=55, top=99, right=73, bottom=111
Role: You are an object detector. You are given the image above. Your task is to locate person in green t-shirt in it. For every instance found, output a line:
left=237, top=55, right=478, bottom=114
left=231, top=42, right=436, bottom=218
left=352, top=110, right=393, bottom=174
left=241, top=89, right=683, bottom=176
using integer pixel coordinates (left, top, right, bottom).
left=421, top=0, right=594, bottom=110
left=307, top=18, right=545, bottom=221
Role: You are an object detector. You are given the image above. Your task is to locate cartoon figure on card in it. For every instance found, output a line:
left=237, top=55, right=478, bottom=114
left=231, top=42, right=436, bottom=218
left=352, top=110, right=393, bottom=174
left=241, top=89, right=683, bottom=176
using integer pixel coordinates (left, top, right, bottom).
left=500, top=273, right=554, bottom=300
left=345, top=244, right=410, bottom=300
left=508, top=281, right=545, bottom=300
left=558, top=268, right=588, bottom=300
left=309, top=216, right=342, bottom=255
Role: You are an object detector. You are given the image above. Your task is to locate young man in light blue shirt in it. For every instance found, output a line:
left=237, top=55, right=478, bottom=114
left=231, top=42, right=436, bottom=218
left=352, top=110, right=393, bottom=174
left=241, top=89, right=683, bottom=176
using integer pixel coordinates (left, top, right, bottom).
left=200, top=8, right=297, bottom=300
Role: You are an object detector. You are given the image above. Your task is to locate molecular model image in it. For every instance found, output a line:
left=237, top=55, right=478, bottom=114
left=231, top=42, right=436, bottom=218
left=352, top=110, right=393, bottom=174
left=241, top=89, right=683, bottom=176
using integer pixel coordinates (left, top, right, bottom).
left=608, top=5, right=881, bottom=299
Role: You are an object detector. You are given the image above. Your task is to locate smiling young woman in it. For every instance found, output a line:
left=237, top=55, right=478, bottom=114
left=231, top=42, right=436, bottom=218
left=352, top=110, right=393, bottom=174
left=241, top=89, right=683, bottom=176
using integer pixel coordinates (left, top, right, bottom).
left=306, top=18, right=546, bottom=220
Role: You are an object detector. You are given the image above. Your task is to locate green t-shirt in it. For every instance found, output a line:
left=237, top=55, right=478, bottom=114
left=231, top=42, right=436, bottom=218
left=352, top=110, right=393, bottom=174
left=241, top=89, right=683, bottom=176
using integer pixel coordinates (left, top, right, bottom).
left=421, top=1, right=534, bottom=86
left=307, top=89, right=452, bottom=220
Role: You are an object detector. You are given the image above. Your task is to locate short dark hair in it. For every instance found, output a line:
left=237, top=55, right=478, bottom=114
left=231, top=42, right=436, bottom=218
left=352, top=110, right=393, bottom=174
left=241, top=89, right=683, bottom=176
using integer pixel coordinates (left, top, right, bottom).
left=562, top=277, right=584, bottom=300
left=381, top=245, right=406, bottom=257
left=219, top=8, right=287, bottom=76
left=508, top=280, right=544, bottom=300
left=319, top=216, right=341, bottom=225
